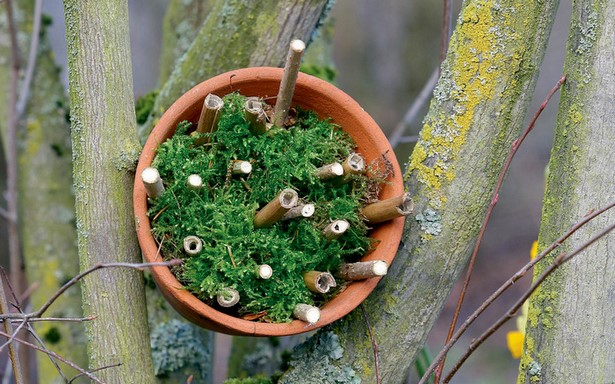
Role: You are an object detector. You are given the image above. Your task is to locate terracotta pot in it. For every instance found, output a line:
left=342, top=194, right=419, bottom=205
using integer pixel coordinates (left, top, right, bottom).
left=134, top=67, right=405, bottom=336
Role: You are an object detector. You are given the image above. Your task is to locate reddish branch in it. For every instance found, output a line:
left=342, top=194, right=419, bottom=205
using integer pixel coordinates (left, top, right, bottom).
left=434, top=75, right=566, bottom=382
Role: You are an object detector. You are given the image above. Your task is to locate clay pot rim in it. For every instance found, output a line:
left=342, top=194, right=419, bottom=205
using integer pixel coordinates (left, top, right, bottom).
left=134, top=67, right=404, bottom=336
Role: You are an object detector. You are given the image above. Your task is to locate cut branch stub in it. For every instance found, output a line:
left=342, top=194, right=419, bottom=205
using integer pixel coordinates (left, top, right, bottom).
left=342, top=153, right=365, bottom=175
left=142, top=167, right=165, bottom=199
left=273, top=39, right=305, bottom=126
left=256, top=264, right=273, bottom=279
left=253, top=188, right=299, bottom=228
left=186, top=174, right=203, bottom=190
left=244, top=97, right=268, bottom=135
left=303, top=271, right=337, bottom=293
left=183, top=235, right=203, bottom=256
left=217, top=288, right=240, bottom=307
left=323, top=219, right=350, bottom=240
left=338, top=260, right=388, bottom=280
left=194, top=93, right=224, bottom=145
left=360, top=192, right=414, bottom=224
left=231, top=160, right=253, bottom=175
left=282, top=204, right=315, bottom=220
left=315, top=162, right=344, bottom=180
left=293, top=303, right=320, bottom=324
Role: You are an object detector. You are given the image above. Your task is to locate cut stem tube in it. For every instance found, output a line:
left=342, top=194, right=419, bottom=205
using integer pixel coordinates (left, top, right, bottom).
left=323, top=219, right=349, bottom=240
left=303, top=271, right=337, bottom=294
left=342, top=153, right=365, bottom=175
left=293, top=303, right=320, bottom=324
left=194, top=93, right=224, bottom=145
left=273, top=39, right=305, bottom=126
left=244, top=97, right=268, bottom=135
left=231, top=160, right=252, bottom=175
left=256, top=264, right=273, bottom=279
left=254, top=188, right=299, bottom=228
left=315, top=162, right=344, bottom=180
left=142, top=167, right=165, bottom=199
left=282, top=204, right=315, bottom=220
left=338, top=260, right=388, bottom=280
left=217, top=288, right=240, bottom=307
left=186, top=174, right=203, bottom=190
left=360, top=192, right=414, bottom=224
left=183, top=235, right=203, bottom=256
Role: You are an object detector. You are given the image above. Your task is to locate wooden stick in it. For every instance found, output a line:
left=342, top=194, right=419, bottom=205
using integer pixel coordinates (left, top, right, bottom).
left=303, top=271, right=337, bottom=293
left=282, top=204, right=315, bottom=220
left=244, top=97, right=268, bottom=134
left=183, top=236, right=202, bottom=256
left=273, top=39, right=305, bottom=126
left=217, top=288, right=240, bottom=307
left=255, top=264, right=273, bottom=279
left=338, top=260, right=388, bottom=280
left=141, top=167, right=165, bottom=199
left=342, top=153, right=365, bottom=175
left=231, top=160, right=252, bottom=175
left=194, top=93, right=224, bottom=145
left=315, top=162, right=344, bottom=180
left=186, top=174, right=203, bottom=190
left=293, top=303, right=320, bottom=324
left=323, top=219, right=349, bottom=240
left=360, top=192, right=414, bottom=224
left=254, top=188, right=299, bottom=228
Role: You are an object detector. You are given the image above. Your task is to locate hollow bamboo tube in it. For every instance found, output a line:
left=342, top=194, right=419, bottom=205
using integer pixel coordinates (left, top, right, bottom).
left=360, top=192, right=414, bottom=224
left=282, top=204, right=315, bottom=220
left=315, top=162, right=344, bottom=180
left=256, top=264, right=273, bottom=279
left=183, top=235, right=203, bottom=256
left=273, top=39, right=305, bottom=126
left=231, top=160, right=252, bottom=175
left=303, top=271, right=337, bottom=294
left=142, top=167, right=165, bottom=199
left=342, top=153, right=365, bottom=175
left=244, top=97, right=268, bottom=134
left=338, top=260, right=388, bottom=280
left=293, top=303, right=320, bottom=324
left=194, top=93, right=224, bottom=145
left=253, top=188, right=299, bottom=228
left=217, top=288, right=240, bottom=307
left=186, top=174, right=203, bottom=190
left=323, top=219, right=349, bottom=240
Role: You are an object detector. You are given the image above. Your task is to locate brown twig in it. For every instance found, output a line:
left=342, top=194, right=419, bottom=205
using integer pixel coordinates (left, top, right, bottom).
left=67, top=363, right=122, bottom=384
left=16, top=0, right=42, bottom=117
left=418, top=199, right=615, bottom=384
left=434, top=75, right=566, bottom=382
left=443, top=221, right=615, bottom=383
left=360, top=304, right=380, bottom=384
left=274, top=39, right=305, bottom=126
left=439, top=0, right=452, bottom=68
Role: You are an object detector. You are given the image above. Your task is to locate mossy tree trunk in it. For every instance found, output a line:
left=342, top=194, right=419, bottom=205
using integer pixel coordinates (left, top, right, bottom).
left=63, top=0, right=155, bottom=382
left=0, top=1, right=87, bottom=382
left=280, top=1, right=559, bottom=383
left=518, top=1, right=615, bottom=382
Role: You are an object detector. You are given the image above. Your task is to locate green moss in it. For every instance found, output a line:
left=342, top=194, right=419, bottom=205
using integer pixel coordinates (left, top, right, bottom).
left=43, top=327, right=62, bottom=344
left=149, top=93, right=385, bottom=322
left=135, top=89, right=159, bottom=125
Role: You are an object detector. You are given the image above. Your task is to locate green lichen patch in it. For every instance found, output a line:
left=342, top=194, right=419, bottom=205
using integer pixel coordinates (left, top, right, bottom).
left=148, top=93, right=387, bottom=322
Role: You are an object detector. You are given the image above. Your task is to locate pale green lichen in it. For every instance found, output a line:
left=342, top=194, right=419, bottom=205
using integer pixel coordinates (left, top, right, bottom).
left=415, top=209, right=442, bottom=236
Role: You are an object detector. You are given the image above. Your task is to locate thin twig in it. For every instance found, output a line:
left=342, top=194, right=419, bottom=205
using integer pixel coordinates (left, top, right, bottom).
left=0, top=319, right=26, bottom=353
left=11, top=316, right=96, bottom=323
left=360, top=304, right=380, bottom=384
left=0, top=277, right=23, bottom=384
left=433, top=75, right=566, bottom=382
left=389, top=68, right=439, bottom=149
left=443, top=221, right=615, bottom=382
left=16, top=0, right=42, bottom=117
left=25, top=322, right=69, bottom=383
left=0, top=330, right=106, bottom=384
left=68, top=363, right=122, bottom=384
left=418, top=199, right=615, bottom=384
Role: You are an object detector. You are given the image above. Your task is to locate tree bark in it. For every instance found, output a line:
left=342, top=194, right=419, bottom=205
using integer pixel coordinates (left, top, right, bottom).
left=281, top=1, right=558, bottom=383
left=519, top=1, right=615, bottom=382
left=138, top=0, right=334, bottom=143
left=63, top=0, right=155, bottom=382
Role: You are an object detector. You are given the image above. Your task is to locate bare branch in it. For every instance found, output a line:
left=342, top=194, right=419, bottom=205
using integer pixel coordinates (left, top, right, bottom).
left=68, top=363, right=122, bottom=384
left=16, top=0, right=42, bottom=117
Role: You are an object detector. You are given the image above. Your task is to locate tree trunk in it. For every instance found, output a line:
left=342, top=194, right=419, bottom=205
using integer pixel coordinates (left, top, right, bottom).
left=138, top=0, right=334, bottom=143
left=281, top=1, right=558, bottom=382
left=519, top=1, right=615, bottom=382
left=63, top=0, right=155, bottom=382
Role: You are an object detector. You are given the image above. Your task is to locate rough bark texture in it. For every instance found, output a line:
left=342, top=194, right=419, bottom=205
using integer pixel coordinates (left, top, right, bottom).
left=519, top=1, right=615, bottom=382
left=281, top=1, right=558, bottom=383
left=63, top=1, right=155, bottom=382
left=138, top=0, right=335, bottom=143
